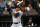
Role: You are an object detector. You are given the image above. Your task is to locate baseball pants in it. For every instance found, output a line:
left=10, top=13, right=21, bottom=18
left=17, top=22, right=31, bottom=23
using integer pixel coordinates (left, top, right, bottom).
left=11, top=22, right=22, bottom=27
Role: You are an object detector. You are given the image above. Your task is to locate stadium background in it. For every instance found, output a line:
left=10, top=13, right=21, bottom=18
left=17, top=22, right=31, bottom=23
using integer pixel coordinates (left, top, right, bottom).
left=0, top=0, right=40, bottom=27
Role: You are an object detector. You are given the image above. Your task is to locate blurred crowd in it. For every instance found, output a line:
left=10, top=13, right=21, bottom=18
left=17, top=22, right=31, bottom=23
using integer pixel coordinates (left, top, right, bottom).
left=0, top=0, right=40, bottom=16
left=0, top=0, right=40, bottom=27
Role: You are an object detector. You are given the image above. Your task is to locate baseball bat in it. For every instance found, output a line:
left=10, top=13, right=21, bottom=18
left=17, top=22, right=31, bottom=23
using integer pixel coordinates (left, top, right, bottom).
left=17, top=0, right=23, bottom=5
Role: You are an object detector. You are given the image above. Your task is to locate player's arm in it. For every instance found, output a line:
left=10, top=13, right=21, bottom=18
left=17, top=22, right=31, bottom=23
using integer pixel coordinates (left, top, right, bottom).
left=18, top=11, right=23, bottom=16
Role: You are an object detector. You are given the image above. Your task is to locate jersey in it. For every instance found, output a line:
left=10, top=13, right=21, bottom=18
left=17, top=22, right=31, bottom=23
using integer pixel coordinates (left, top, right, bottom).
left=12, top=9, right=22, bottom=23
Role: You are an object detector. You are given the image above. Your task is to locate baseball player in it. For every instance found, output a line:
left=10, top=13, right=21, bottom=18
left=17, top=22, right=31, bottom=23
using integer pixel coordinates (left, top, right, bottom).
left=11, top=7, right=23, bottom=27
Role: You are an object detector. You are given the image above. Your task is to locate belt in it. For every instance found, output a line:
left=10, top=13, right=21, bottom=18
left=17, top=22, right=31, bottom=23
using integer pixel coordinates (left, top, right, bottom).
left=14, top=22, right=20, bottom=24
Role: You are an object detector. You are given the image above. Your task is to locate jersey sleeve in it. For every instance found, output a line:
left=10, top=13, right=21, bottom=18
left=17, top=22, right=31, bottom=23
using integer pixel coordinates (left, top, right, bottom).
left=18, top=10, right=22, bottom=16
left=11, top=9, right=16, bottom=13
